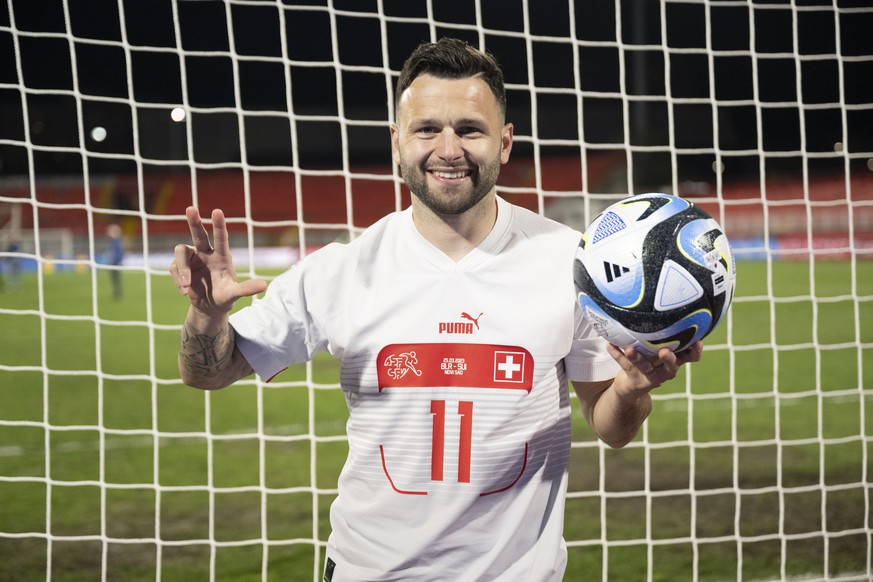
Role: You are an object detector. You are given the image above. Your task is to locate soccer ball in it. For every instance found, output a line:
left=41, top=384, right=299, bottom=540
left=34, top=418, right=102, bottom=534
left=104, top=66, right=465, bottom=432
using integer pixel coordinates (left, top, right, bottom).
left=574, top=193, right=736, bottom=357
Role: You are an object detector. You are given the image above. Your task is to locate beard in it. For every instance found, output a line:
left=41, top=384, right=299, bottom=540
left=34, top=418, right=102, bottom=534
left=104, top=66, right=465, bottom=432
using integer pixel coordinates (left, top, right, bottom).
left=399, top=154, right=502, bottom=216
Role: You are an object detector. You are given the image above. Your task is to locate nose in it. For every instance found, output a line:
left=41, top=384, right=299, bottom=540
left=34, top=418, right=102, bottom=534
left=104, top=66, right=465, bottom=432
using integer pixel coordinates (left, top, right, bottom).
left=435, top=129, right=463, bottom=161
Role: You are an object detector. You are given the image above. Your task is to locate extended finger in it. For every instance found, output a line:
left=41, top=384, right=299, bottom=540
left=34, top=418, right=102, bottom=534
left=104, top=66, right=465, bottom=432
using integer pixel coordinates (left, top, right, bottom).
left=675, top=342, right=704, bottom=366
left=626, top=345, right=672, bottom=377
left=651, top=348, right=674, bottom=372
left=172, top=243, right=195, bottom=290
left=607, top=343, right=647, bottom=375
left=186, top=206, right=213, bottom=253
left=210, top=209, right=230, bottom=257
left=235, top=278, right=268, bottom=300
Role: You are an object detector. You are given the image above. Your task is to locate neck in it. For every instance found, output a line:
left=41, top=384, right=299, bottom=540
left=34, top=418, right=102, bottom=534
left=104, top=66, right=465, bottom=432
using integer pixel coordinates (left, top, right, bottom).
left=411, top=193, right=498, bottom=262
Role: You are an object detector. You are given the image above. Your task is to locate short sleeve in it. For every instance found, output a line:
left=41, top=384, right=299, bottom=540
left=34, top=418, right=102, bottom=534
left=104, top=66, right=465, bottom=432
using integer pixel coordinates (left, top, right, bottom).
left=563, top=303, right=620, bottom=383
left=229, top=262, right=328, bottom=382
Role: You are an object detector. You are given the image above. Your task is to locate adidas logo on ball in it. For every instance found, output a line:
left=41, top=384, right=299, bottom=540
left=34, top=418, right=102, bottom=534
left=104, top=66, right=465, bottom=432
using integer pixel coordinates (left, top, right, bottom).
left=603, top=261, right=631, bottom=283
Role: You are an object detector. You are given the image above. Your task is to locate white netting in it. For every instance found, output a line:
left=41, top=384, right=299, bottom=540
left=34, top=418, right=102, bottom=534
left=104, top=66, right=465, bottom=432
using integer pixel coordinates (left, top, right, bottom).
left=0, top=0, right=871, bottom=580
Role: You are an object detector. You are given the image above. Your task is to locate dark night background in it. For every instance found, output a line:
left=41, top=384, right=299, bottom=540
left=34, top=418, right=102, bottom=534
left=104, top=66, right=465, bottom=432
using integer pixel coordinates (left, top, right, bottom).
left=1, top=0, right=872, bottom=191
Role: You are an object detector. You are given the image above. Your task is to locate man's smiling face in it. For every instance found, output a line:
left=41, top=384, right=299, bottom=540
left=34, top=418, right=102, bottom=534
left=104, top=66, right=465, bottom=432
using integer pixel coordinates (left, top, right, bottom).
left=391, top=74, right=513, bottom=216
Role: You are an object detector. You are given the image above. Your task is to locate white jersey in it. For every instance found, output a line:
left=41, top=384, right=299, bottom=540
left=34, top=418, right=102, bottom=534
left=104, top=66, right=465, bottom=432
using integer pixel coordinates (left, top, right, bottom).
left=229, top=196, right=619, bottom=581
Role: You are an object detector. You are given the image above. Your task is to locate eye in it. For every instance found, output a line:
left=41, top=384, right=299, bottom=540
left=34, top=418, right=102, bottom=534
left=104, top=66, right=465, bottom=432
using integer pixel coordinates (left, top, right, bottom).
left=457, top=126, right=484, bottom=137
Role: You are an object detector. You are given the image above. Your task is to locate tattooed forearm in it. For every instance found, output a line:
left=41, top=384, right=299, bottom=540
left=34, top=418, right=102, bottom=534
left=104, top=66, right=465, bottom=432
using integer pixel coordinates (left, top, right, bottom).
left=180, top=325, right=234, bottom=378
left=178, top=322, right=252, bottom=389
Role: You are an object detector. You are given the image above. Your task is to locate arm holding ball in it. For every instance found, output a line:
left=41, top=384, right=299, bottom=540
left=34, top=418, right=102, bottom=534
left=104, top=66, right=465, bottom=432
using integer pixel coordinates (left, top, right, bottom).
left=573, top=342, right=704, bottom=448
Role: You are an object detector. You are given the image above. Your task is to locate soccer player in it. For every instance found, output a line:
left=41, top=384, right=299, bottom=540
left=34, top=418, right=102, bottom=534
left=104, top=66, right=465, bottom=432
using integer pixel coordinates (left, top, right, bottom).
left=170, top=37, right=703, bottom=581
left=106, top=223, right=125, bottom=300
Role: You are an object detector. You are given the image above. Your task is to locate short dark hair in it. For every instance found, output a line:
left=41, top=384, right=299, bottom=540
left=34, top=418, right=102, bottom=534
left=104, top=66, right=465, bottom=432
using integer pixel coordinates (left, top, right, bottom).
left=394, top=37, right=507, bottom=120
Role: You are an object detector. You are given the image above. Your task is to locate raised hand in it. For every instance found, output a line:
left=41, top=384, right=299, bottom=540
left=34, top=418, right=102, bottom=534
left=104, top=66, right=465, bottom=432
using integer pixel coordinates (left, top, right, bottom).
left=170, top=207, right=267, bottom=315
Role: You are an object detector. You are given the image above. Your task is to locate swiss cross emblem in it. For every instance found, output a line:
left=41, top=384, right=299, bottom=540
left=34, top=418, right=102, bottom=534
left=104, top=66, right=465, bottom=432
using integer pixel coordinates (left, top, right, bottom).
left=493, top=351, right=526, bottom=383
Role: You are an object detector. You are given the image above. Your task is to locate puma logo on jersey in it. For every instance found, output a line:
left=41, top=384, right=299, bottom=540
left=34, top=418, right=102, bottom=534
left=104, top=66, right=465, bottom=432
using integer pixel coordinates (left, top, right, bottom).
left=439, top=312, right=483, bottom=334
left=460, top=312, right=483, bottom=328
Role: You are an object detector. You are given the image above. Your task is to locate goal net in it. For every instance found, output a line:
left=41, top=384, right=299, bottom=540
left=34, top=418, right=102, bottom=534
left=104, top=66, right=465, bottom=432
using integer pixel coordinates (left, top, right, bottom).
left=1, top=0, right=871, bottom=580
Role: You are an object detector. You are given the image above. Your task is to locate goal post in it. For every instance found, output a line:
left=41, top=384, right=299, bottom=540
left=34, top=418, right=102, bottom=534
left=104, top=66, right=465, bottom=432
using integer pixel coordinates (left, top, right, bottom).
left=1, top=1, right=871, bottom=580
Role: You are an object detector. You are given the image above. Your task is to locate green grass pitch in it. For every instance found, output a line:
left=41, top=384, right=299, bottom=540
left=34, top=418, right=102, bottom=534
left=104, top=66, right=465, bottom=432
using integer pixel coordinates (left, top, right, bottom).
left=0, top=259, right=871, bottom=580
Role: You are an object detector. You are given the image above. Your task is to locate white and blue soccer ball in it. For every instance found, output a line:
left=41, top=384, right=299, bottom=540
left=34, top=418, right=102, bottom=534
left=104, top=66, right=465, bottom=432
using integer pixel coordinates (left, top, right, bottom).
left=574, top=193, right=736, bottom=357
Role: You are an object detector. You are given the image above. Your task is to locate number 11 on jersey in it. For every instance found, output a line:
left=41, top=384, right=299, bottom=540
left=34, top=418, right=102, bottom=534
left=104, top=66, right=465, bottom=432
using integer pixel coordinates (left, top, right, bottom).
left=431, top=400, right=473, bottom=483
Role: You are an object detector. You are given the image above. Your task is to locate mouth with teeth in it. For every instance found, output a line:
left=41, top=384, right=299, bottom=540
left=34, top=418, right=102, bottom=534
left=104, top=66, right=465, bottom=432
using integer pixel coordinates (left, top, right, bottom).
left=430, top=169, right=473, bottom=181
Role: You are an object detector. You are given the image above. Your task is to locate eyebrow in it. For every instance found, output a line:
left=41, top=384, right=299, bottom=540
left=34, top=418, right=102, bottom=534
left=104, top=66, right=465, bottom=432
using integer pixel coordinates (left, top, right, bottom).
left=409, top=117, right=488, bottom=128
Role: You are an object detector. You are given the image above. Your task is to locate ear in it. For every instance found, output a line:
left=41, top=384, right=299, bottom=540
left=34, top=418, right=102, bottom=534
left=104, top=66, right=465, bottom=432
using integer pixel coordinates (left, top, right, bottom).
left=500, top=123, right=514, bottom=164
left=390, top=124, right=401, bottom=166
